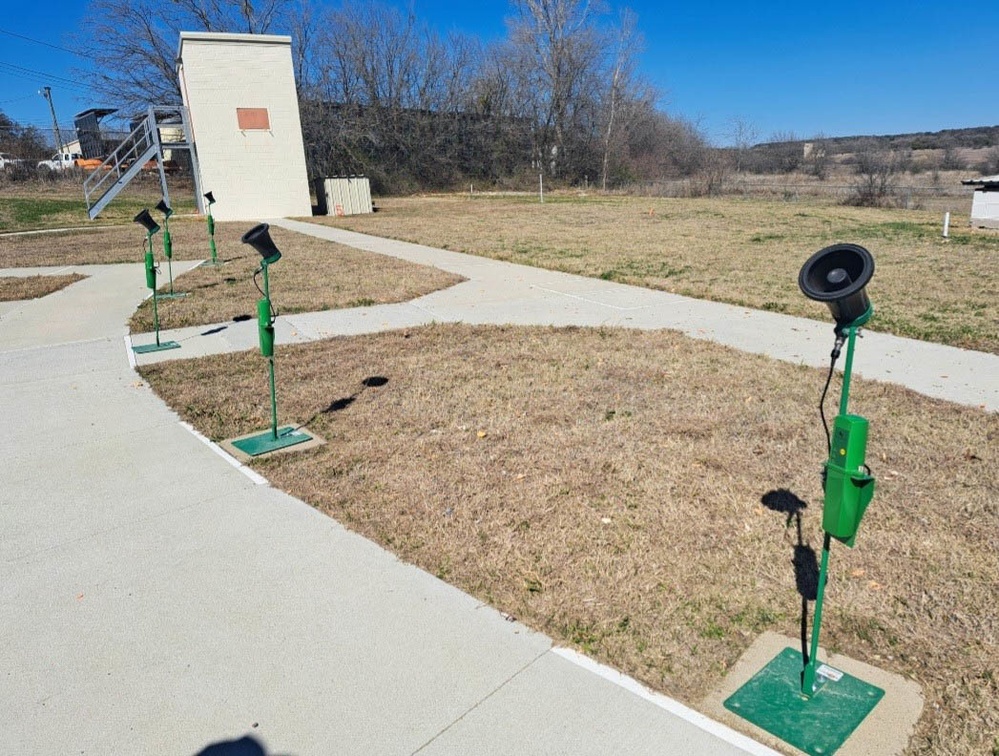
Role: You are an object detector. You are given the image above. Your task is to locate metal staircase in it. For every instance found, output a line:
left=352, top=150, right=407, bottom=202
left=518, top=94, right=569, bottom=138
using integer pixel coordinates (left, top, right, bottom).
left=83, top=105, right=202, bottom=220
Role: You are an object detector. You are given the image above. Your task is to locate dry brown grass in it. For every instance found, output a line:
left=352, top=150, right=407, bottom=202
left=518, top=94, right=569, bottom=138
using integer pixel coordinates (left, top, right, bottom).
left=315, top=195, right=999, bottom=353
left=0, top=273, right=86, bottom=301
left=0, top=220, right=462, bottom=331
left=128, top=224, right=464, bottom=332
left=0, top=216, right=241, bottom=267
left=140, top=324, right=998, bottom=755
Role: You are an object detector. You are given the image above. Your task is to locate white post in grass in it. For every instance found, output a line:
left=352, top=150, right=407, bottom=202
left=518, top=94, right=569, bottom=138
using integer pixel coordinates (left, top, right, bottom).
left=942, top=211, right=950, bottom=238
left=540, top=173, right=544, bottom=203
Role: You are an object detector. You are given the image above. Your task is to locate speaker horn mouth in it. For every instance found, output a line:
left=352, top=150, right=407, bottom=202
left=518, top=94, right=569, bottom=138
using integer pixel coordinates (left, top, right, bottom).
left=798, top=243, right=875, bottom=328
left=133, top=209, right=160, bottom=235
left=242, top=222, right=282, bottom=265
left=798, top=244, right=873, bottom=302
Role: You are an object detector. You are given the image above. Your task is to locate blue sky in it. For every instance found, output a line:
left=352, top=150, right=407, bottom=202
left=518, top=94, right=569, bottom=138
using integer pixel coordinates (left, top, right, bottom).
left=1, top=0, right=997, bottom=146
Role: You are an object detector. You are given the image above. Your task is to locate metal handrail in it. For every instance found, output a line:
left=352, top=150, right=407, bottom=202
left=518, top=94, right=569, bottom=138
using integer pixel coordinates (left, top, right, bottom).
left=83, top=116, right=155, bottom=209
left=83, top=105, right=199, bottom=218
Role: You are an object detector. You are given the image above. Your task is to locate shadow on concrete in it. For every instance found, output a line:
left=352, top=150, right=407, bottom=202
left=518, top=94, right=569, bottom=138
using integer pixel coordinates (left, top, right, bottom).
left=193, top=734, right=272, bottom=756
left=761, top=488, right=819, bottom=665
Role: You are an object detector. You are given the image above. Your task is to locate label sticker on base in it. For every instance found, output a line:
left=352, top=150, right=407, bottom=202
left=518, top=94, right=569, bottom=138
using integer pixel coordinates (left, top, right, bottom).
left=817, top=664, right=844, bottom=682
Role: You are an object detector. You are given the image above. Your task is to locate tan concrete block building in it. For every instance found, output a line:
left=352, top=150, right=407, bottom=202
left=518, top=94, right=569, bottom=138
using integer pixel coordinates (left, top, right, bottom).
left=177, top=32, right=312, bottom=221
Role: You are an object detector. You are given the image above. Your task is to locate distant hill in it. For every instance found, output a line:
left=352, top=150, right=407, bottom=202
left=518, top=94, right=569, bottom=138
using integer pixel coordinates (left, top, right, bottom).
left=757, top=125, right=999, bottom=153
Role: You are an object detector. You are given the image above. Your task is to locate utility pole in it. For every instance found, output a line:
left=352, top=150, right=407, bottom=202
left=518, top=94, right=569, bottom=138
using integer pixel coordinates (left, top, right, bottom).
left=40, top=86, right=65, bottom=154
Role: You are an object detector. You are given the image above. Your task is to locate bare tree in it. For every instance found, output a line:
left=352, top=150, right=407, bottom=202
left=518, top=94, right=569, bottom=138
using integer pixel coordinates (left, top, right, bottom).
left=725, top=118, right=758, bottom=174
left=599, top=9, right=643, bottom=190
left=803, top=133, right=831, bottom=180
left=851, top=140, right=907, bottom=206
left=763, top=131, right=802, bottom=174
left=78, top=0, right=297, bottom=112
left=976, top=144, right=999, bottom=176
left=0, top=111, right=49, bottom=159
left=302, top=3, right=488, bottom=190
left=506, top=0, right=605, bottom=179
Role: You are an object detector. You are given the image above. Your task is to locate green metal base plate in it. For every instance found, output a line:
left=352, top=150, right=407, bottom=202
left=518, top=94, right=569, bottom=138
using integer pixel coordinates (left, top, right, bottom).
left=724, top=647, right=884, bottom=755
left=160, top=291, right=190, bottom=299
left=231, top=426, right=312, bottom=456
left=133, top=340, right=181, bottom=354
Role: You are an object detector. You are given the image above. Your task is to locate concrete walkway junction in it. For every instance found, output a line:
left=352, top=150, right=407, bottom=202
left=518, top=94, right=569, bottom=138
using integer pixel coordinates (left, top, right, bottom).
left=2, top=220, right=995, bottom=755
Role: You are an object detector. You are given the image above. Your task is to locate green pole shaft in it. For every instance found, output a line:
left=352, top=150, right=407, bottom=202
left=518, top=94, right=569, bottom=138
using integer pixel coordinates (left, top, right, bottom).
left=802, top=327, right=858, bottom=695
left=146, top=233, right=161, bottom=346
left=839, top=326, right=858, bottom=416
left=802, top=532, right=832, bottom=695
left=152, top=288, right=161, bottom=346
left=262, top=262, right=277, bottom=440
left=269, top=356, right=278, bottom=441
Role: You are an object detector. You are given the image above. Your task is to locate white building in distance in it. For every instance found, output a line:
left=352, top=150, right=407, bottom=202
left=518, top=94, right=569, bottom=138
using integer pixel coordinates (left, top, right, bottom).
left=963, top=175, right=999, bottom=229
left=176, top=32, right=312, bottom=221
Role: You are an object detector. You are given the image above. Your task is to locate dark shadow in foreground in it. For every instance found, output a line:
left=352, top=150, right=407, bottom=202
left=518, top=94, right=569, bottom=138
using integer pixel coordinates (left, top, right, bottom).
left=762, top=488, right=819, bottom=664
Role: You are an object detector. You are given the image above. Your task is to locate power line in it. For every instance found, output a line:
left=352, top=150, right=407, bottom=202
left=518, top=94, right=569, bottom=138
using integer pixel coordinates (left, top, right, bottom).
left=0, top=27, right=85, bottom=58
left=0, top=93, right=36, bottom=105
left=0, top=60, right=90, bottom=91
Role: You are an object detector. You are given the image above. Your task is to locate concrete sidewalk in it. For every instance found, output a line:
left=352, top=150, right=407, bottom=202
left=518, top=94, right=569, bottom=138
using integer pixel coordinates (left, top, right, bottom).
left=0, top=266, right=785, bottom=751
left=133, top=218, right=999, bottom=412
left=3, top=221, right=992, bottom=755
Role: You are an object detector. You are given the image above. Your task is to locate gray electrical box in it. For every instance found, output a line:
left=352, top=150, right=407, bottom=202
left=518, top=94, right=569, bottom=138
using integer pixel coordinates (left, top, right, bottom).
left=314, top=177, right=373, bottom=216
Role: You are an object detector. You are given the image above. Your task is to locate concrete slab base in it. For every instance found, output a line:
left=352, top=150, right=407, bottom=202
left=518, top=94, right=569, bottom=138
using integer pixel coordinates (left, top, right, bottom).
left=221, top=425, right=326, bottom=463
left=702, top=632, right=923, bottom=756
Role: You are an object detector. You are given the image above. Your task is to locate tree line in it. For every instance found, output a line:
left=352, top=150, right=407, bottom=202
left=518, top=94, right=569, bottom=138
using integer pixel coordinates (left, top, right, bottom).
left=76, top=0, right=713, bottom=193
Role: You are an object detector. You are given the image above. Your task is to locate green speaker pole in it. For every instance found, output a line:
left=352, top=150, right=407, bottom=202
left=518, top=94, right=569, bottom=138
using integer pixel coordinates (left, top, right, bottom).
left=230, top=223, right=311, bottom=457
left=132, top=209, right=180, bottom=354
left=801, top=323, right=874, bottom=696
left=261, top=259, right=278, bottom=441
left=204, top=190, right=219, bottom=266
left=724, top=245, right=883, bottom=756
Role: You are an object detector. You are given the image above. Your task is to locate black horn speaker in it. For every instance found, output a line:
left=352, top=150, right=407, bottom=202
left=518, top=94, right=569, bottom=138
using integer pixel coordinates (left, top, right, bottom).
left=241, top=223, right=282, bottom=265
left=204, top=190, right=216, bottom=205
left=133, top=209, right=160, bottom=235
left=155, top=199, right=173, bottom=218
left=798, top=243, right=874, bottom=328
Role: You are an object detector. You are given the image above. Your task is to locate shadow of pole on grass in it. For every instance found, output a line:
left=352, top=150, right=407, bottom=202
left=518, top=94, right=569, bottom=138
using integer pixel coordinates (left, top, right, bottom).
left=761, top=488, right=819, bottom=666
left=297, top=375, right=390, bottom=430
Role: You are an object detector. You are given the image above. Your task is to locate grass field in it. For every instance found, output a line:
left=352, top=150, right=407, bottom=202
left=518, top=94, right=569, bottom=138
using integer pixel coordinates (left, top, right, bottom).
left=316, top=194, right=999, bottom=353
left=139, top=323, right=998, bottom=756
left=4, top=186, right=997, bottom=754
left=0, top=218, right=463, bottom=331
left=0, top=175, right=196, bottom=232
left=127, top=224, right=464, bottom=332
left=0, top=273, right=86, bottom=301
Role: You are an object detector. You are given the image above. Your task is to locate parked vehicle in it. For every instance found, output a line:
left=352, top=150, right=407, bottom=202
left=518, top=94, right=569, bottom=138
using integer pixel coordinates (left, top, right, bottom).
left=37, top=152, right=103, bottom=171
left=0, top=152, right=25, bottom=169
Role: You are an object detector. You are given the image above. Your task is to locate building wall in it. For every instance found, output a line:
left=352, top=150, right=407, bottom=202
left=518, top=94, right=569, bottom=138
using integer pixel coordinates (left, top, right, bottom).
left=971, top=188, right=999, bottom=229
left=177, top=32, right=312, bottom=222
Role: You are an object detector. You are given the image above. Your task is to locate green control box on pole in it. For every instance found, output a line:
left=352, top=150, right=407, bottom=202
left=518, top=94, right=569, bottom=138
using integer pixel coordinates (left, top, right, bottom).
left=155, top=199, right=187, bottom=298
left=131, top=209, right=180, bottom=354
left=230, top=223, right=312, bottom=457
left=823, top=414, right=875, bottom=546
left=725, top=244, right=883, bottom=756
